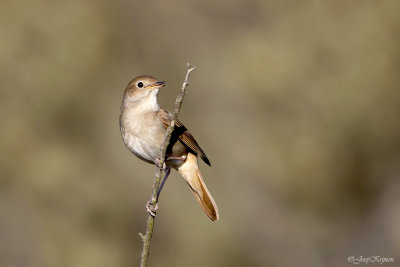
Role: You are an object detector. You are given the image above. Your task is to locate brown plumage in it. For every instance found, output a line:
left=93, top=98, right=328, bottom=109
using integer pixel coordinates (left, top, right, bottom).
left=157, top=108, right=211, bottom=166
left=120, top=75, right=219, bottom=221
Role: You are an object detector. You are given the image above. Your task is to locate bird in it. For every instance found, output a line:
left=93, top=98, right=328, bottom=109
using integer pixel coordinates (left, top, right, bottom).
left=119, top=75, right=219, bottom=221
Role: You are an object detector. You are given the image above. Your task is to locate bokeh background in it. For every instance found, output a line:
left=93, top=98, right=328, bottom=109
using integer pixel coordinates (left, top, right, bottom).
left=1, top=1, right=400, bottom=266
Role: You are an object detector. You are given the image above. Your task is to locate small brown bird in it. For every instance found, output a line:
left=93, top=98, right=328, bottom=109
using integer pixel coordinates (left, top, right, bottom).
left=119, top=75, right=219, bottom=221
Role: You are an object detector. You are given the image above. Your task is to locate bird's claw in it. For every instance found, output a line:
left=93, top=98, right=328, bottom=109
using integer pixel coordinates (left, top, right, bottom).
left=146, top=200, right=158, bottom=217
left=155, top=153, right=166, bottom=170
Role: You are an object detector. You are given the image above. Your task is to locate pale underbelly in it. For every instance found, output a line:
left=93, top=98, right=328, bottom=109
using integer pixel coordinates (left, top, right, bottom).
left=123, top=132, right=162, bottom=164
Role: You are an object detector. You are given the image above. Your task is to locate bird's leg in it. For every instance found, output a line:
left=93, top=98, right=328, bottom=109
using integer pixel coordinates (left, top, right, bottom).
left=155, top=152, right=166, bottom=170
left=165, top=155, right=187, bottom=166
left=148, top=153, right=185, bottom=217
left=166, top=155, right=186, bottom=161
left=145, top=167, right=171, bottom=217
left=157, top=167, right=170, bottom=200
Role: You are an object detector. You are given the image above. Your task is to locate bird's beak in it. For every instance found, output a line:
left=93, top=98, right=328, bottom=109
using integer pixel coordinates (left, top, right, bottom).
left=146, top=81, right=166, bottom=90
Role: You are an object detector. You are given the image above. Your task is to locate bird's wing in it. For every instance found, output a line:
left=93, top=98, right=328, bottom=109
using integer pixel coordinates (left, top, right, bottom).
left=157, top=107, right=211, bottom=166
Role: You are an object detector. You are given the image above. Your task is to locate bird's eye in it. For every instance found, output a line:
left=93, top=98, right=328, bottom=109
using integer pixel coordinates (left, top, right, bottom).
left=137, top=82, right=143, bottom=88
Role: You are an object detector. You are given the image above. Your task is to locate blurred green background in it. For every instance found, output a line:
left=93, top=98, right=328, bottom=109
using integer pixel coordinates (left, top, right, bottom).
left=1, top=1, right=400, bottom=266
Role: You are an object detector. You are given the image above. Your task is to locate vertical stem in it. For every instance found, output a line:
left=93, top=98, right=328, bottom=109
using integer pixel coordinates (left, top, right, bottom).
left=139, top=63, right=197, bottom=267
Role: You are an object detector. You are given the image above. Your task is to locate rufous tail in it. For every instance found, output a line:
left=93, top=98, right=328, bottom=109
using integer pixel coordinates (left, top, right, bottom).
left=177, top=153, right=219, bottom=221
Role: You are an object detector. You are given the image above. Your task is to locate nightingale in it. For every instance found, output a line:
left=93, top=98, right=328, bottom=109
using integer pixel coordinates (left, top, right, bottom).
left=119, top=75, right=219, bottom=221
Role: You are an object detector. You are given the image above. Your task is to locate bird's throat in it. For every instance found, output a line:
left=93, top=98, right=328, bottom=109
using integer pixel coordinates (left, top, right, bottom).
left=124, top=89, right=160, bottom=112
left=146, top=89, right=160, bottom=111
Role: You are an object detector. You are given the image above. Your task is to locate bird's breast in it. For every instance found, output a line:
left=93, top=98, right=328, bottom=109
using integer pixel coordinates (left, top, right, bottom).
left=120, top=108, right=166, bottom=164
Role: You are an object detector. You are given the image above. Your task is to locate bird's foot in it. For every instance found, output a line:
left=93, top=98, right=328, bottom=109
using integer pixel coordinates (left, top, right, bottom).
left=165, top=155, right=187, bottom=166
left=155, top=153, right=166, bottom=170
left=146, top=200, right=158, bottom=217
left=166, top=155, right=187, bottom=161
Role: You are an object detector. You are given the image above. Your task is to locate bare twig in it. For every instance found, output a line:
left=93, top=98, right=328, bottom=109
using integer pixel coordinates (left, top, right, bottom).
left=139, top=63, right=197, bottom=267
